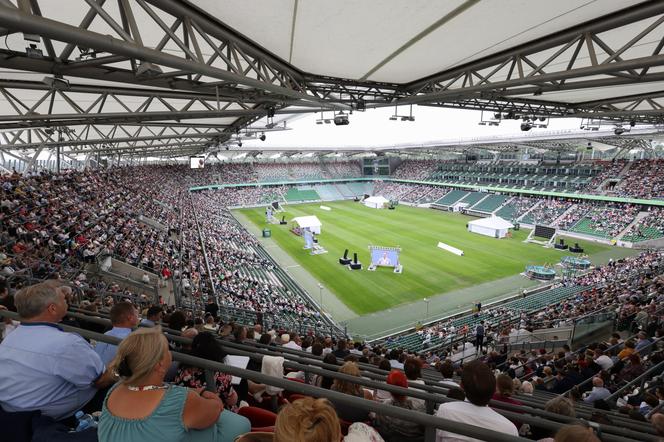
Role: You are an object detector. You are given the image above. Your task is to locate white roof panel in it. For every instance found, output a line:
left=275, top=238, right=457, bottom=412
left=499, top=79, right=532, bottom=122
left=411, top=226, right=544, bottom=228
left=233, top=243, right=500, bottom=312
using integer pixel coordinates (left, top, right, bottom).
left=292, top=215, right=322, bottom=228
left=189, top=0, right=648, bottom=84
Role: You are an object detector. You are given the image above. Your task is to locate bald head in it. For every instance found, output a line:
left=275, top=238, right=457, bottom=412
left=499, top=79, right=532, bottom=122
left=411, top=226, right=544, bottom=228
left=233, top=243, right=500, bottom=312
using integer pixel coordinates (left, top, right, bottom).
left=592, top=377, right=604, bottom=388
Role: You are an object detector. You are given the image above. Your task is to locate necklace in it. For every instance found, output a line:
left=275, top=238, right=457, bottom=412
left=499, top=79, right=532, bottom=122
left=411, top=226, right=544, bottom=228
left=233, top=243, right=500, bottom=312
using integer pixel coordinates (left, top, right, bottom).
left=126, top=384, right=169, bottom=392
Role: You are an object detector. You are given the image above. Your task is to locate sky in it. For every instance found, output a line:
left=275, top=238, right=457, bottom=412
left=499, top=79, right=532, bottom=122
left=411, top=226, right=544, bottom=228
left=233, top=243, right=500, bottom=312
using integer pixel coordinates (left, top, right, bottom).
left=239, top=105, right=586, bottom=150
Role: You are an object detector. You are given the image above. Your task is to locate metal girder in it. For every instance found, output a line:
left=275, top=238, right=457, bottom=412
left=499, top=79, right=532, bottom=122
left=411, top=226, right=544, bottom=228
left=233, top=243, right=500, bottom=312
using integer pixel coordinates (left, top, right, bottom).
left=0, top=107, right=312, bottom=128
left=0, top=0, right=661, bottom=160
left=60, top=140, right=208, bottom=155
left=403, top=2, right=664, bottom=106
left=0, top=3, right=343, bottom=107
left=0, top=131, right=220, bottom=150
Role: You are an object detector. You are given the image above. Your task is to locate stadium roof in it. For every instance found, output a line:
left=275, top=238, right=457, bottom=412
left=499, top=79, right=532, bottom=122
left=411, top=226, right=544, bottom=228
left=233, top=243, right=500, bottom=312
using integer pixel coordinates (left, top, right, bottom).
left=0, top=0, right=662, bottom=160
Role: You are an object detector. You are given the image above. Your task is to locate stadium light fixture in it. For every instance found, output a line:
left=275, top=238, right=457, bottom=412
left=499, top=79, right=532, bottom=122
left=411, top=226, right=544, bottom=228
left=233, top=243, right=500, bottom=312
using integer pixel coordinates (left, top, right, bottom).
left=520, top=122, right=533, bottom=131
left=613, top=124, right=630, bottom=135
left=334, top=110, right=349, bottom=126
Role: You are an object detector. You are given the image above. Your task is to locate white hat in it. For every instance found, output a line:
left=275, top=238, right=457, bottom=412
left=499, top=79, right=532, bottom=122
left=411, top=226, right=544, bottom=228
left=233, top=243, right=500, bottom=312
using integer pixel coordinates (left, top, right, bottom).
left=280, top=333, right=290, bottom=343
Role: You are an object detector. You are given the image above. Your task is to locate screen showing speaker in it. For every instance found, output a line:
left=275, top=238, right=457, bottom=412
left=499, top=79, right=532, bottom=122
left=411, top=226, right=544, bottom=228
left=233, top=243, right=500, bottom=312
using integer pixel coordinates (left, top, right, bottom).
left=190, top=155, right=205, bottom=169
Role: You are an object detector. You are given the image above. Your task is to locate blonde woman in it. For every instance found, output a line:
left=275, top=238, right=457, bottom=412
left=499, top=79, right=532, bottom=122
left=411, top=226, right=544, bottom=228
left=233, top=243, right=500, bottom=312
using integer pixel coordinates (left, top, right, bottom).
left=274, top=397, right=342, bottom=442
left=330, top=362, right=374, bottom=422
left=98, top=327, right=250, bottom=442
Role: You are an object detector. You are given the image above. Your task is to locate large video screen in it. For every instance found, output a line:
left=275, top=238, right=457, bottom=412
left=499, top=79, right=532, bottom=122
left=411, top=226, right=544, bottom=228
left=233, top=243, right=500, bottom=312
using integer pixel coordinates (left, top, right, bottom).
left=190, top=156, right=205, bottom=169
left=363, top=158, right=390, bottom=176
left=370, top=248, right=399, bottom=267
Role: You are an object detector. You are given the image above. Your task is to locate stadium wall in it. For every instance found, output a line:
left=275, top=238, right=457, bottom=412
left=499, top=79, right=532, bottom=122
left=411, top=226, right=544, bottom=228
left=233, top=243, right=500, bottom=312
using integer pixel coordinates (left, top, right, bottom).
left=189, top=177, right=664, bottom=208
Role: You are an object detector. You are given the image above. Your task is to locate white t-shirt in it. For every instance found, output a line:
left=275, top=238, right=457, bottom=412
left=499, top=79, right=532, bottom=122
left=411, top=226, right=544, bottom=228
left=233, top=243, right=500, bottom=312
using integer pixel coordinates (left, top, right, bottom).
left=435, top=401, right=517, bottom=442
left=595, top=355, right=614, bottom=371
left=283, top=341, right=302, bottom=351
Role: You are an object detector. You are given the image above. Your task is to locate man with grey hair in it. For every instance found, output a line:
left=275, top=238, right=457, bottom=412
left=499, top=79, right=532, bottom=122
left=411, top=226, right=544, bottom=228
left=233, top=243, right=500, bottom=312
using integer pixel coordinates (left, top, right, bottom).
left=584, top=376, right=611, bottom=404
left=0, top=280, right=115, bottom=421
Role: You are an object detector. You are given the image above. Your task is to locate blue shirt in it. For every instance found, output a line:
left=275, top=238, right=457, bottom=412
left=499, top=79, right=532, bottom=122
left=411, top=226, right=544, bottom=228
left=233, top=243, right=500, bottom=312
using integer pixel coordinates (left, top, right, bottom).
left=635, top=338, right=652, bottom=354
left=0, top=322, right=105, bottom=420
left=584, top=386, right=611, bottom=404
left=140, top=318, right=155, bottom=327
left=95, top=327, right=132, bottom=366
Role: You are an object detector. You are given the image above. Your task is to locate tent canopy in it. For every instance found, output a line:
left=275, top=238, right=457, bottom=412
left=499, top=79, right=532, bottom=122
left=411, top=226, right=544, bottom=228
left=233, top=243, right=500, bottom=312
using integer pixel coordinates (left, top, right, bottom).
left=292, top=215, right=322, bottom=230
left=365, top=196, right=389, bottom=205
left=468, top=216, right=514, bottom=230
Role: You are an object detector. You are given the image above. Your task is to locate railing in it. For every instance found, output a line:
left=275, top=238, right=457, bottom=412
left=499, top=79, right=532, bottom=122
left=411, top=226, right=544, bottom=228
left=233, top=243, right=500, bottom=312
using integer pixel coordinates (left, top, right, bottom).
left=187, top=194, right=216, bottom=301
left=2, top=309, right=658, bottom=442
left=94, top=253, right=159, bottom=305
left=563, top=335, right=664, bottom=398
left=605, top=358, right=664, bottom=403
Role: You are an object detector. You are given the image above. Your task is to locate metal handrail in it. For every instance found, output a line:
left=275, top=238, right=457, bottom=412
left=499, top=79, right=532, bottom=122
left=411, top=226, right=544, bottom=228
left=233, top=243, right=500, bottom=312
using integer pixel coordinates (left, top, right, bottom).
left=0, top=310, right=656, bottom=442
left=605, top=359, right=664, bottom=403
left=562, top=335, right=664, bottom=398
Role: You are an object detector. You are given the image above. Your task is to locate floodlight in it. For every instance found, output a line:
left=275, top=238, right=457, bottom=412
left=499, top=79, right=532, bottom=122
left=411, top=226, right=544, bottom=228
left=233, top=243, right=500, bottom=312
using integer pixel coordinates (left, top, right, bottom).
left=334, top=111, right=349, bottom=126
left=25, top=43, right=43, bottom=58
left=136, top=61, right=163, bottom=77
left=42, top=76, right=70, bottom=90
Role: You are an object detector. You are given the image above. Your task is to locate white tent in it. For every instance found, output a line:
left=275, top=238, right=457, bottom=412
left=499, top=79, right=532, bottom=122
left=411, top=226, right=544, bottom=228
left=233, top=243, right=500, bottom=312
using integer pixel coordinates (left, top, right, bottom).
left=467, top=216, right=514, bottom=239
left=292, top=215, right=322, bottom=234
left=364, top=195, right=389, bottom=209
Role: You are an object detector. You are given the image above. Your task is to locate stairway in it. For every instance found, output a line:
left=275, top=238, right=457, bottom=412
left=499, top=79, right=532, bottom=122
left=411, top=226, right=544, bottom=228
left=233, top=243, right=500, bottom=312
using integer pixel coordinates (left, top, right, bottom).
left=551, top=203, right=580, bottom=227
left=516, top=200, right=542, bottom=222
left=618, top=161, right=633, bottom=177
left=616, top=211, right=650, bottom=241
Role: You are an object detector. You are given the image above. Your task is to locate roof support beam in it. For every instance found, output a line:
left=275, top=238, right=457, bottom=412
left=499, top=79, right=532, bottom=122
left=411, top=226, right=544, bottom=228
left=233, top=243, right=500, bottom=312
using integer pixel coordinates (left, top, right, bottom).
left=2, top=132, right=220, bottom=150
left=0, top=3, right=338, bottom=108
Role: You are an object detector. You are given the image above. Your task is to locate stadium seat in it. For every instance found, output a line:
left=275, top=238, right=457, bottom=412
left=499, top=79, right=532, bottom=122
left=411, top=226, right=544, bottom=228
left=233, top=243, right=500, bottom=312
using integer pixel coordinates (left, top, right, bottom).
left=237, top=407, right=278, bottom=429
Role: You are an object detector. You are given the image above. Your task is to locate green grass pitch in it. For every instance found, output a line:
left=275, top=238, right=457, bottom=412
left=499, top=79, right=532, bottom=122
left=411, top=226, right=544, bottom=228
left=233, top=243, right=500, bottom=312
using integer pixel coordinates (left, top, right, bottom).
left=238, top=201, right=611, bottom=315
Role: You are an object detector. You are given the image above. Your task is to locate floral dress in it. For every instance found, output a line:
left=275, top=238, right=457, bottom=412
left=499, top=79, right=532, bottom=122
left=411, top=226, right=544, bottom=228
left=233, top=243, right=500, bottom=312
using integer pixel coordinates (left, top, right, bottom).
left=174, top=366, right=236, bottom=410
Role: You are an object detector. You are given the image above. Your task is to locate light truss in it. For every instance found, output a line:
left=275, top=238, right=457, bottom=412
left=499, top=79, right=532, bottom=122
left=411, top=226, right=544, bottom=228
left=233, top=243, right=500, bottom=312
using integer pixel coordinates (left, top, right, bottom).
left=0, top=124, right=221, bottom=154
left=400, top=1, right=664, bottom=121
left=0, top=0, right=661, bottom=159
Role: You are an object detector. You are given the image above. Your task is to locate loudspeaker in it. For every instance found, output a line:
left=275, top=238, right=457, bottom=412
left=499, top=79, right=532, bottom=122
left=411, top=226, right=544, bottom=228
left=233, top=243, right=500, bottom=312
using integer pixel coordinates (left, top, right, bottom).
left=339, top=249, right=351, bottom=265
left=349, top=252, right=362, bottom=269
left=570, top=243, right=584, bottom=253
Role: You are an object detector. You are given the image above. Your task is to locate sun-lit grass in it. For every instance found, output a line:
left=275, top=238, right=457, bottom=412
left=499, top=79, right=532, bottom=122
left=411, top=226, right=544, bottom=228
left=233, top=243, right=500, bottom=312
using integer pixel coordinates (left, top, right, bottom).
left=238, top=201, right=611, bottom=315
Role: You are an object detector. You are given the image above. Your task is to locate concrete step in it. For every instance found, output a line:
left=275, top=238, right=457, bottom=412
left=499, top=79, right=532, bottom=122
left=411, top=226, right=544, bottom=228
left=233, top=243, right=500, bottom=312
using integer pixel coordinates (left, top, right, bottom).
left=616, top=211, right=651, bottom=241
